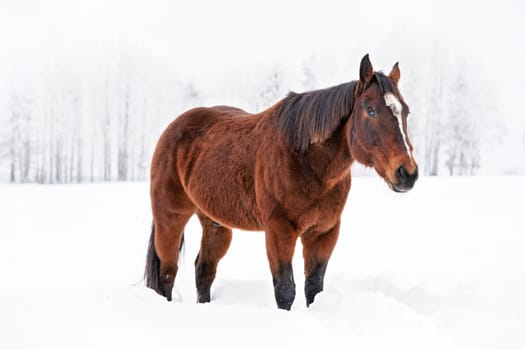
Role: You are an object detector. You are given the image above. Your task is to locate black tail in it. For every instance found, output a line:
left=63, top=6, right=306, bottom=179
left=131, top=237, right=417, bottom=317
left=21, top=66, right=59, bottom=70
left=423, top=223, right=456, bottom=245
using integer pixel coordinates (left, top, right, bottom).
left=144, top=223, right=185, bottom=298
left=145, top=223, right=162, bottom=293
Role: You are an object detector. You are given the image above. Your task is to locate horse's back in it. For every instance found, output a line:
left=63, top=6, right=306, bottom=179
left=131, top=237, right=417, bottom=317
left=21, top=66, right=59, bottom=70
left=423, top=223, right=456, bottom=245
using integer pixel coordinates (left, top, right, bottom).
left=210, top=105, right=249, bottom=116
left=153, top=106, right=254, bottom=158
left=168, top=105, right=249, bottom=134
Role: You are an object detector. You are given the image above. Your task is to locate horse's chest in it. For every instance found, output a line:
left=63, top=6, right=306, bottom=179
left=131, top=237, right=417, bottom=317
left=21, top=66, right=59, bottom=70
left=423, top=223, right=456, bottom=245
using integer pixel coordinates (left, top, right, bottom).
left=293, top=178, right=351, bottom=234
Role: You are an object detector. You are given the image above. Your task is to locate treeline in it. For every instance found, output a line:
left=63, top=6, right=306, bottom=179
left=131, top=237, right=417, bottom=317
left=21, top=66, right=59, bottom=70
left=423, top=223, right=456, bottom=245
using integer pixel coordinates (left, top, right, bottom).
left=0, top=47, right=490, bottom=183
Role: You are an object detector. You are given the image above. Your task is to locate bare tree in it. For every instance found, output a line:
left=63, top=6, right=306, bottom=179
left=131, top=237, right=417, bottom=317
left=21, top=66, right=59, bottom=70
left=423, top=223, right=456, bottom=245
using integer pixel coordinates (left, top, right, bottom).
left=102, top=74, right=112, bottom=181
left=8, top=91, right=33, bottom=183
left=8, top=93, right=20, bottom=183
left=118, top=81, right=130, bottom=181
left=424, top=70, right=443, bottom=176
left=444, top=67, right=480, bottom=176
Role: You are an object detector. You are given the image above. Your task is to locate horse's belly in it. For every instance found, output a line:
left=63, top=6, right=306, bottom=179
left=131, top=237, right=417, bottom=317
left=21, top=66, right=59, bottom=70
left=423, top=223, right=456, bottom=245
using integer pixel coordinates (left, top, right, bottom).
left=185, top=168, right=263, bottom=231
left=191, top=192, right=263, bottom=231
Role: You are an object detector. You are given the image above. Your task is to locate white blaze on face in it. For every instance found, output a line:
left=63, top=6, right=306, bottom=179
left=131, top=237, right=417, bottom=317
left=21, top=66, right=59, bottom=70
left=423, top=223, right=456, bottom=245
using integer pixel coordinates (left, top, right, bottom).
left=384, top=92, right=413, bottom=164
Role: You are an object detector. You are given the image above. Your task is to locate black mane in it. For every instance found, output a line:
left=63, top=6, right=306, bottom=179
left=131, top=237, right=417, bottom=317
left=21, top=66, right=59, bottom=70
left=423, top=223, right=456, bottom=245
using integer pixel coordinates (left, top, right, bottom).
left=276, top=81, right=357, bottom=152
left=275, top=72, right=395, bottom=152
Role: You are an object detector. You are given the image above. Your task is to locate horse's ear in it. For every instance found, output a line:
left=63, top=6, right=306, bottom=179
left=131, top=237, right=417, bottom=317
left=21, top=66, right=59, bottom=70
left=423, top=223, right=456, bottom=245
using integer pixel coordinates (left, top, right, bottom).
left=389, top=62, right=401, bottom=85
left=359, top=54, right=374, bottom=87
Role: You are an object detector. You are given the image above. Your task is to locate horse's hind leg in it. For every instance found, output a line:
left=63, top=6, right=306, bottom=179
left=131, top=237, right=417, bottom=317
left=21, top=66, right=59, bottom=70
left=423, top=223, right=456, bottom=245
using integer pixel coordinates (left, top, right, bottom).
left=146, top=177, right=195, bottom=301
left=301, top=222, right=340, bottom=307
left=151, top=216, right=192, bottom=301
left=194, top=211, right=232, bottom=303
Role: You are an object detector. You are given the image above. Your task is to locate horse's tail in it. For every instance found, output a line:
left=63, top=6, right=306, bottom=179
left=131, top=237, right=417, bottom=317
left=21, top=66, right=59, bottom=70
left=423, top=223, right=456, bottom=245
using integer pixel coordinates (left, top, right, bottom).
left=144, top=223, right=185, bottom=293
left=145, top=223, right=161, bottom=292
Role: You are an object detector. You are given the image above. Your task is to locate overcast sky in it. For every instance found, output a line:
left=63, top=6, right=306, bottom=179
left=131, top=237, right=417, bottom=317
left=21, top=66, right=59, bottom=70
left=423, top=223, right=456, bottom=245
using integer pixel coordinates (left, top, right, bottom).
left=1, top=0, right=523, bottom=69
left=1, top=0, right=524, bottom=173
left=1, top=0, right=523, bottom=118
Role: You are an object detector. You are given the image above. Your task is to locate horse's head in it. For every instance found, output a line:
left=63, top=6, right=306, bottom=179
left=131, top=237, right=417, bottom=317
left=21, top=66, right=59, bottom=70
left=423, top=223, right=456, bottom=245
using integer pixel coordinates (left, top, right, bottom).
left=349, top=54, right=418, bottom=192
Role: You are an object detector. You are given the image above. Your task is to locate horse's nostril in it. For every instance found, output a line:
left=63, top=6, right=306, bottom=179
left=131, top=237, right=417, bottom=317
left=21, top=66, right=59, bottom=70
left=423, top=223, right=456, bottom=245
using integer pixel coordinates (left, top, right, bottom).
left=397, top=165, right=408, bottom=181
left=400, top=165, right=408, bottom=178
left=395, top=165, right=418, bottom=191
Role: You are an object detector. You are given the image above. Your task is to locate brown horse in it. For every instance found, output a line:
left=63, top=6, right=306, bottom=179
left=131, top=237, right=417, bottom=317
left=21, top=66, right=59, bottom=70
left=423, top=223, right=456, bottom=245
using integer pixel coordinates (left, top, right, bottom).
left=145, top=54, right=418, bottom=310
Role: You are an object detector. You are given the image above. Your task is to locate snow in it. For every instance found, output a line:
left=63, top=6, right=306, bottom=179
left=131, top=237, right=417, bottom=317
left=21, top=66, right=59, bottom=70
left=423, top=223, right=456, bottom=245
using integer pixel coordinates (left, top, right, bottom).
left=0, top=176, right=524, bottom=349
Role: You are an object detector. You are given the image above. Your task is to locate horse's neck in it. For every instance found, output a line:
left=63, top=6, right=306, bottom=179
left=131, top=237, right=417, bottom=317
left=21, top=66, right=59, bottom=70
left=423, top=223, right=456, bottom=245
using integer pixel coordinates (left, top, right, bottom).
left=304, top=121, right=353, bottom=183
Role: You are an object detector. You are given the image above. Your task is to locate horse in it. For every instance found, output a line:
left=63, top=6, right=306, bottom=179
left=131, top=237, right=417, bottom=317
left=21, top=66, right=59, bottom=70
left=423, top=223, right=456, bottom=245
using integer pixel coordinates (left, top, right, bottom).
left=144, top=54, right=418, bottom=310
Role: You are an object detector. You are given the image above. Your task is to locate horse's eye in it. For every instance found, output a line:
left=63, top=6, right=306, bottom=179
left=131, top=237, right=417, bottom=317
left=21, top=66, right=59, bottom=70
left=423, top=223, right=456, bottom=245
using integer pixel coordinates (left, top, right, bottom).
left=367, top=108, right=377, bottom=117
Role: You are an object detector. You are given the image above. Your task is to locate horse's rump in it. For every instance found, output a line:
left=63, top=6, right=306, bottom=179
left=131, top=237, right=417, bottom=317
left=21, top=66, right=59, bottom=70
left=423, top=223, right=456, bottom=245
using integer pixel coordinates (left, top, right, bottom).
left=152, top=105, right=275, bottom=230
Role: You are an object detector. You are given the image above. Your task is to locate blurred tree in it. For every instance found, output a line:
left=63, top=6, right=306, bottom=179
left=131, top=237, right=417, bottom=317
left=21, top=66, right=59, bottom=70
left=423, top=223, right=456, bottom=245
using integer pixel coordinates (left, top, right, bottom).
left=444, top=64, right=480, bottom=176
left=257, top=66, right=284, bottom=111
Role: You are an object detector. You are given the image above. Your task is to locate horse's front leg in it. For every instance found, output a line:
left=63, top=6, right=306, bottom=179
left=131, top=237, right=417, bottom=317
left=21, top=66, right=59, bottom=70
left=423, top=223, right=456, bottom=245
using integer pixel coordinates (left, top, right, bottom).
left=265, top=218, right=300, bottom=310
left=301, top=221, right=340, bottom=307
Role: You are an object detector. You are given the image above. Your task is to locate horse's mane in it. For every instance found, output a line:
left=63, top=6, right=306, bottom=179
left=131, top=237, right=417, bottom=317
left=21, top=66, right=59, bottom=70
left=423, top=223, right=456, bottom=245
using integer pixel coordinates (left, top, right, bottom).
left=275, top=81, right=357, bottom=152
left=275, top=72, right=394, bottom=152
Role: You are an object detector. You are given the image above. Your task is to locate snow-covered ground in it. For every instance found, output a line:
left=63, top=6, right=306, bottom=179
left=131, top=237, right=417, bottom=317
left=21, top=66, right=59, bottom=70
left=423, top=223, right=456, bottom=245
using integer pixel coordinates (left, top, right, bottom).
left=0, top=176, right=523, bottom=349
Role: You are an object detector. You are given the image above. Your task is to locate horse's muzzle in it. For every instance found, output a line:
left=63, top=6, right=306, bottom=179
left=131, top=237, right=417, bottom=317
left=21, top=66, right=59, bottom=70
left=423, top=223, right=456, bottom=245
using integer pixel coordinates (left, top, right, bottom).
left=392, top=165, right=418, bottom=193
